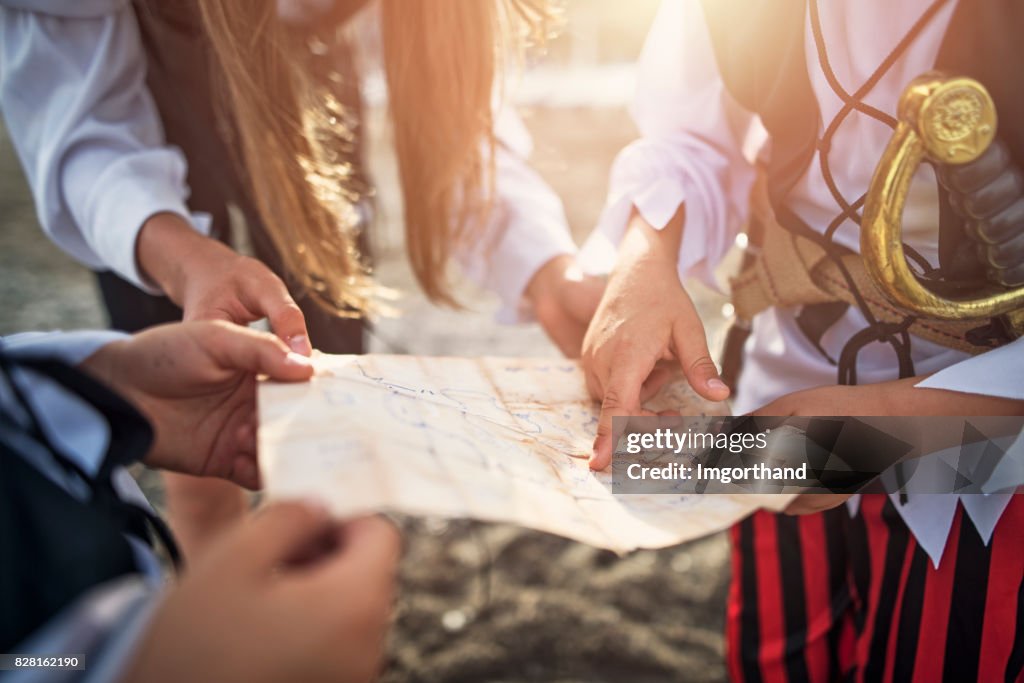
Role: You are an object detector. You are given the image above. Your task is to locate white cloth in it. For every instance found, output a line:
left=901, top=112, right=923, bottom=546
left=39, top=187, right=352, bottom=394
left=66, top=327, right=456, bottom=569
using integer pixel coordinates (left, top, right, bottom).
left=0, top=0, right=210, bottom=293
left=2, top=331, right=125, bottom=480
left=459, top=104, right=580, bottom=322
left=581, top=0, right=1023, bottom=565
left=0, top=0, right=576, bottom=315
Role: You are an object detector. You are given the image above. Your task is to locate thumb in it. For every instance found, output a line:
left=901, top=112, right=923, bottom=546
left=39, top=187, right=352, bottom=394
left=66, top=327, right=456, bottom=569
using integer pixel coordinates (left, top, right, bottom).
left=233, top=500, right=335, bottom=572
left=672, top=319, right=730, bottom=403
left=308, top=516, right=402, bottom=592
left=303, top=516, right=401, bottom=672
left=203, top=323, right=314, bottom=382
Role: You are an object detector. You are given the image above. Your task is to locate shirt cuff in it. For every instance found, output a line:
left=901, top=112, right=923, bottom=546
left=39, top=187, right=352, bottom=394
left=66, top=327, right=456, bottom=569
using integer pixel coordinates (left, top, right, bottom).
left=78, top=149, right=212, bottom=294
left=2, top=330, right=129, bottom=366
left=457, top=119, right=578, bottom=323
left=0, top=0, right=131, bottom=17
left=494, top=220, right=579, bottom=325
left=459, top=209, right=578, bottom=324
left=580, top=136, right=735, bottom=291
left=9, top=576, right=161, bottom=683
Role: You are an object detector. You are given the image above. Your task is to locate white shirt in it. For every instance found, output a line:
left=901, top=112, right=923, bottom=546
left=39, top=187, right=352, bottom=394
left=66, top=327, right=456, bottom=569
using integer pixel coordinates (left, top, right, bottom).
left=0, top=0, right=577, bottom=318
left=582, top=0, right=1023, bottom=565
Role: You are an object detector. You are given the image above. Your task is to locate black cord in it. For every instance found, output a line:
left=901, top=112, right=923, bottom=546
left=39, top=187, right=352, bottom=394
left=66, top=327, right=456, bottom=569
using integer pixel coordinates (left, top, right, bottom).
left=803, top=0, right=951, bottom=385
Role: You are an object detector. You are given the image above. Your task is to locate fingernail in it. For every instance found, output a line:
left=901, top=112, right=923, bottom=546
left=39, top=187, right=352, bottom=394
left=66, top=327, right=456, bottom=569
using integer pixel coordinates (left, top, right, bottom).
left=284, top=351, right=313, bottom=369
left=288, top=335, right=311, bottom=355
left=707, top=378, right=728, bottom=392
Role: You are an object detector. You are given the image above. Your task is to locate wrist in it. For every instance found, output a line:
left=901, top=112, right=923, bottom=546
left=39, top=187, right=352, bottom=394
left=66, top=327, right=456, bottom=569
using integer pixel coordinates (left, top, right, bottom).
left=81, top=340, right=167, bottom=466
left=525, top=254, right=574, bottom=307
left=136, top=213, right=219, bottom=304
left=79, top=339, right=132, bottom=398
left=618, top=205, right=686, bottom=271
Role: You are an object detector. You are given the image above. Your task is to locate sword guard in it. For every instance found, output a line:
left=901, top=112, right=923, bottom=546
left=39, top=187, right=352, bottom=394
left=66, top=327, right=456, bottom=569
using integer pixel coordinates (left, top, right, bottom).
left=862, top=73, right=1024, bottom=338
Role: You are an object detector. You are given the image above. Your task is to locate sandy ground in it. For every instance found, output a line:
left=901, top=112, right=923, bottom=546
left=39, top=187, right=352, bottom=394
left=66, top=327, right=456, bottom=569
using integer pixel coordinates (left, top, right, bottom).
left=0, top=105, right=733, bottom=681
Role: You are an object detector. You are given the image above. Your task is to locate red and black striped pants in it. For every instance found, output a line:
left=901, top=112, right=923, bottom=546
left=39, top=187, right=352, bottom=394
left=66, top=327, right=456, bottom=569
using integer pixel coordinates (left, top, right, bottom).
left=727, top=494, right=1024, bottom=682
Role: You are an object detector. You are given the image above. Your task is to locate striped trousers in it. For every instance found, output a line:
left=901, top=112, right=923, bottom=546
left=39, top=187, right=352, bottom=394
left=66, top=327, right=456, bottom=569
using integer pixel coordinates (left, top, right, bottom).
left=727, top=494, right=1024, bottom=682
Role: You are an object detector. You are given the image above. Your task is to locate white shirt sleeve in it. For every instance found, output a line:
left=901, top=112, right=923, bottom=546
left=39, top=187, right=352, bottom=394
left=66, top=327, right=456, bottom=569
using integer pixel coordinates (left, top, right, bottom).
left=9, top=577, right=162, bottom=683
left=456, top=105, right=579, bottom=324
left=2, top=330, right=129, bottom=480
left=2, top=329, right=128, bottom=366
left=0, top=0, right=210, bottom=293
left=579, top=0, right=759, bottom=291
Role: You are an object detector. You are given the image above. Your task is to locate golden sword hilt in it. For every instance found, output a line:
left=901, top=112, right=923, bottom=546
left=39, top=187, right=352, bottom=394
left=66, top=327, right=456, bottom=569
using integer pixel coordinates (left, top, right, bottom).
left=862, top=74, right=1024, bottom=338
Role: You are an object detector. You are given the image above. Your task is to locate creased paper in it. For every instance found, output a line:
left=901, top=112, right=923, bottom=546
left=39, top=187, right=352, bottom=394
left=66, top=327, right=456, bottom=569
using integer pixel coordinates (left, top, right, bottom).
left=258, top=354, right=791, bottom=553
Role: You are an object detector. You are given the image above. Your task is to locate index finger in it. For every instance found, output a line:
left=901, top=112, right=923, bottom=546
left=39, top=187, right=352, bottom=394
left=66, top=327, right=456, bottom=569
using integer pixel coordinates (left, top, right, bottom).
left=590, top=351, right=657, bottom=471
left=237, top=270, right=313, bottom=356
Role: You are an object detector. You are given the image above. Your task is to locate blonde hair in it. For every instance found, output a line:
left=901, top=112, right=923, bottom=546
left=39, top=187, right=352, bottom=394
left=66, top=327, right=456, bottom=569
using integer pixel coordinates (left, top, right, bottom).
left=196, top=0, right=553, bottom=314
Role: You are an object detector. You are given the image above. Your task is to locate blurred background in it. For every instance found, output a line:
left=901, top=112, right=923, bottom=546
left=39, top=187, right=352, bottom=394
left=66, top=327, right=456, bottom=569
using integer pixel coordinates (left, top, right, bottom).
left=0, top=1, right=734, bottom=680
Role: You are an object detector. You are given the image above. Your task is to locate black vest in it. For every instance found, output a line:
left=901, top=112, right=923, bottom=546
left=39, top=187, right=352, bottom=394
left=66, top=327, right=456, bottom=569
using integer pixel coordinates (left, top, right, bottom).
left=0, top=356, right=165, bottom=652
left=698, top=0, right=1024, bottom=273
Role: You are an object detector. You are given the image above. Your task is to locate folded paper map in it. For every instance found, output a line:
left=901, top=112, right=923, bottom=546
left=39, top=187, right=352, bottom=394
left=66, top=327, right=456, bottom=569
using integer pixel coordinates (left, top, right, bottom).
left=258, top=354, right=792, bottom=553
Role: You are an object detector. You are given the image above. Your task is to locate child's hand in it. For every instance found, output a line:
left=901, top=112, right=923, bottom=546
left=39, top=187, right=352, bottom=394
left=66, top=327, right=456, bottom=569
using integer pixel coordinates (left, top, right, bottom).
left=81, top=321, right=314, bottom=489
left=526, top=255, right=605, bottom=358
left=751, top=381, right=1024, bottom=515
left=749, top=386, right=876, bottom=515
left=752, top=380, right=1024, bottom=418
left=583, top=208, right=730, bottom=471
left=783, top=493, right=855, bottom=516
left=123, top=503, right=400, bottom=683
left=137, top=213, right=313, bottom=356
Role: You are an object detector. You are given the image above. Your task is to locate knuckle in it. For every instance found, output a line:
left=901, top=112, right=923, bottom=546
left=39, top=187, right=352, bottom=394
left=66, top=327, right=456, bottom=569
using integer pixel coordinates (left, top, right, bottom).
left=612, top=339, right=639, bottom=358
left=191, top=319, right=228, bottom=346
left=238, top=257, right=272, bottom=281
left=601, top=388, right=625, bottom=411
left=188, top=305, right=218, bottom=321
left=688, top=355, right=716, bottom=374
left=209, top=319, right=245, bottom=346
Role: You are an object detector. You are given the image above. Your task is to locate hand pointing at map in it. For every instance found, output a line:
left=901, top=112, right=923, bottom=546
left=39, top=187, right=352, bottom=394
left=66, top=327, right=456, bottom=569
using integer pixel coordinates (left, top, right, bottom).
left=258, top=354, right=759, bottom=554
left=582, top=207, right=731, bottom=471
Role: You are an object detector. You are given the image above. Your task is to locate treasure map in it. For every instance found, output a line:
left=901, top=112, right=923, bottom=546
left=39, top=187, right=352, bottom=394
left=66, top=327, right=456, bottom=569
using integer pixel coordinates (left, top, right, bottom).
left=258, top=354, right=792, bottom=553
